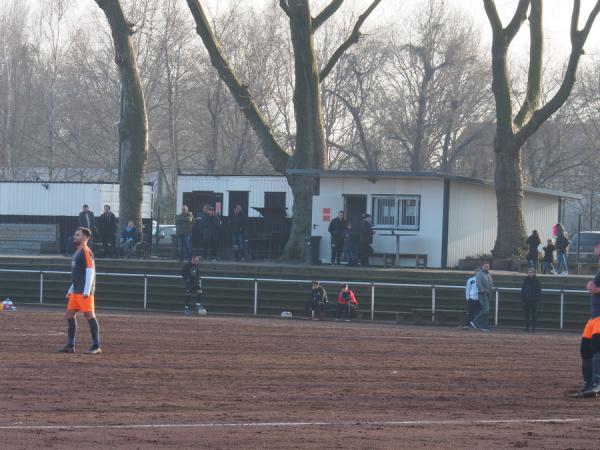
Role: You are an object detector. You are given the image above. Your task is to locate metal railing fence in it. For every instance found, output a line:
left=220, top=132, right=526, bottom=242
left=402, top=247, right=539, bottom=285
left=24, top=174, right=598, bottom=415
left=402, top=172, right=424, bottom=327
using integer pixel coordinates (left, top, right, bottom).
left=0, top=268, right=590, bottom=329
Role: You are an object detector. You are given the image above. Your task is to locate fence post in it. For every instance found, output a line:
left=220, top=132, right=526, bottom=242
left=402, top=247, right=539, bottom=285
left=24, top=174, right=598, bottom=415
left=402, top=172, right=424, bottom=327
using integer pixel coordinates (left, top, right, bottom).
left=494, top=289, right=499, bottom=326
left=253, top=279, right=258, bottom=316
left=39, top=272, right=44, bottom=304
left=431, top=285, right=436, bottom=322
left=143, top=275, right=148, bottom=309
left=560, top=290, right=564, bottom=330
left=371, top=283, right=375, bottom=321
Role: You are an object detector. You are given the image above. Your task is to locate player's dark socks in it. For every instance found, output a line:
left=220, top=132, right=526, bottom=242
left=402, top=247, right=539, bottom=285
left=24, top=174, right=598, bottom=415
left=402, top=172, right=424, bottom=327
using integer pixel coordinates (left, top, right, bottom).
left=582, top=358, right=593, bottom=389
left=67, top=318, right=76, bottom=347
left=88, top=317, right=100, bottom=347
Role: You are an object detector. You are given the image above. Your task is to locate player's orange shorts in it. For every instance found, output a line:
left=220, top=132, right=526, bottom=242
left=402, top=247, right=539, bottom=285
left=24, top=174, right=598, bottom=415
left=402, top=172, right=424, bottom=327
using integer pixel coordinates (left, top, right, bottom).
left=582, top=316, right=600, bottom=339
left=67, top=293, right=95, bottom=313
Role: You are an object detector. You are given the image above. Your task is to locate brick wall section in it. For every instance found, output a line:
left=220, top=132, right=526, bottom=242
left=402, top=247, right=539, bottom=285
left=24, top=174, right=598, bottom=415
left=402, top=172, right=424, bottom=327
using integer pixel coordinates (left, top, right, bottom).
left=0, top=224, right=60, bottom=254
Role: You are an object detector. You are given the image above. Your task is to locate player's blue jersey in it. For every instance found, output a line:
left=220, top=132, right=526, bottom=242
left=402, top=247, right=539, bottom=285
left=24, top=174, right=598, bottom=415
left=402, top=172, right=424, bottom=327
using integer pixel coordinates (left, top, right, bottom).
left=71, top=245, right=95, bottom=295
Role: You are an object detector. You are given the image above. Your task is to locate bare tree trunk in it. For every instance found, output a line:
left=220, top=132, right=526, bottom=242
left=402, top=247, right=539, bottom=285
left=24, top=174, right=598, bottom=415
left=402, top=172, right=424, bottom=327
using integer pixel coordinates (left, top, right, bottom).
left=484, top=0, right=600, bottom=258
left=95, top=0, right=148, bottom=232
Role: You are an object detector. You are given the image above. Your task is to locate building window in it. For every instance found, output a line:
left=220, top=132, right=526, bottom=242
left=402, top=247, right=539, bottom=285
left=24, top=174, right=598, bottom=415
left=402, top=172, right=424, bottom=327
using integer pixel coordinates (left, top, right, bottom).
left=372, top=195, right=420, bottom=230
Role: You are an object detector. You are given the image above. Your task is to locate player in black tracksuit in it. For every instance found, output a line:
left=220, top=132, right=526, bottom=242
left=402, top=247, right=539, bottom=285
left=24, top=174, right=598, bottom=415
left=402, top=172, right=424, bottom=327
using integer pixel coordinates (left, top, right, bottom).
left=181, top=256, right=202, bottom=315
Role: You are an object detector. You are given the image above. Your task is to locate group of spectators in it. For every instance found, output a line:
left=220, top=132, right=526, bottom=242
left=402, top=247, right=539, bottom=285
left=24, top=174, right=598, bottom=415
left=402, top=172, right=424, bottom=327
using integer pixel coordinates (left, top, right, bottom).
left=75, top=204, right=141, bottom=258
left=175, top=203, right=247, bottom=262
left=525, top=223, right=570, bottom=275
left=328, top=211, right=375, bottom=267
left=464, top=261, right=542, bottom=332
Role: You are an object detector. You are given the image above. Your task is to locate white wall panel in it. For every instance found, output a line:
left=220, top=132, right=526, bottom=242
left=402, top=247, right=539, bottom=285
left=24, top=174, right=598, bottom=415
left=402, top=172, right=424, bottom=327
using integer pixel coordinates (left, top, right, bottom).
left=0, top=183, right=152, bottom=218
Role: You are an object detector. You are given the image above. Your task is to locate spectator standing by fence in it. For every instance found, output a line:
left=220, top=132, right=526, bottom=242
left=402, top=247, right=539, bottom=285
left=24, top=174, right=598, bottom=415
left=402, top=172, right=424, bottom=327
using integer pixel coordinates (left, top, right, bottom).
left=175, top=204, right=193, bottom=262
left=463, top=269, right=481, bottom=328
left=470, top=262, right=494, bottom=331
left=542, top=239, right=556, bottom=274
left=555, top=224, right=570, bottom=275
left=97, top=205, right=117, bottom=258
left=521, top=268, right=542, bottom=332
left=328, top=211, right=347, bottom=265
left=78, top=204, right=96, bottom=243
left=359, top=214, right=374, bottom=267
left=200, top=207, right=221, bottom=260
left=230, top=205, right=247, bottom=261
left=343, top=223, right=358, bottom=266
left=526, top=230, right=541, bottom=270
left=181, top=256, right=202, bottom=316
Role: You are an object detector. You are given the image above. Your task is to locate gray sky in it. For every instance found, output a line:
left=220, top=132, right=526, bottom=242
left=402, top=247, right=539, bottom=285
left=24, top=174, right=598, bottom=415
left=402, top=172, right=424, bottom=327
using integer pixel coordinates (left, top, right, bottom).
left=39, top=0, right=600, bottom=63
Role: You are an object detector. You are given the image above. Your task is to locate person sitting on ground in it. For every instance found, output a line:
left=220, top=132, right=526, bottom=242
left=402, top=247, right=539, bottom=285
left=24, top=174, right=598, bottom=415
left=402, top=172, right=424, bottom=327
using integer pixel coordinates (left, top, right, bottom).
left=305, top=281, right=328, bottom=320
left=521, top=268, right=542, bottom=332
left=336, top=283, right=358, bottom=322
left=181, top=255, right=202, bottom=316
left=119, top=220, right=139, bottom=256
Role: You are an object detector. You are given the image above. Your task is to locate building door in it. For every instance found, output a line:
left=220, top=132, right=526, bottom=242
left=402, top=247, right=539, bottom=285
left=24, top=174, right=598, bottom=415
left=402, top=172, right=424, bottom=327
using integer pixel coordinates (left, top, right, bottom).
left=228, top=191, right=249, bottom=217
left=344, top=195, right=367, bottom=229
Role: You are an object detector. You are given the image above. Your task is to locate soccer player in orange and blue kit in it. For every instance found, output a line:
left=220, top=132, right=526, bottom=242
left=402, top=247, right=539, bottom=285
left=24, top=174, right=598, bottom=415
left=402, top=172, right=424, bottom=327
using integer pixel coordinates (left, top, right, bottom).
left=576, top=268, right=600, bottom=397
left=58, top=227, right=101, bottom=354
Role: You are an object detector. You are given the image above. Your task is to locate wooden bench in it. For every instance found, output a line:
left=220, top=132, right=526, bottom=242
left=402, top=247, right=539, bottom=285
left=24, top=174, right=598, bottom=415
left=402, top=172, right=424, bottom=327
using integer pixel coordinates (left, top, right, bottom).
left=371, top=253, right=427, bottom=268
left=412, top=308, right=464, bottom=325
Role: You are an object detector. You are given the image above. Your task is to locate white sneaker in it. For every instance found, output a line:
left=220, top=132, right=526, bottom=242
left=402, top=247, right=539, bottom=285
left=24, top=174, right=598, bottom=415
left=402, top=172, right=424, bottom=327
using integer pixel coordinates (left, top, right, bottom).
left=560, top=271, right=568, bottom=276
left=551, top=269, right=557, bottom=274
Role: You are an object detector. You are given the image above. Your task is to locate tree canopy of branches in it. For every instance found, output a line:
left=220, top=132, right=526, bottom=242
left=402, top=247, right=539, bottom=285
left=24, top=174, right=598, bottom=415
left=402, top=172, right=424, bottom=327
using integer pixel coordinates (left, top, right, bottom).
left=185, top=0, right=382, bottom=258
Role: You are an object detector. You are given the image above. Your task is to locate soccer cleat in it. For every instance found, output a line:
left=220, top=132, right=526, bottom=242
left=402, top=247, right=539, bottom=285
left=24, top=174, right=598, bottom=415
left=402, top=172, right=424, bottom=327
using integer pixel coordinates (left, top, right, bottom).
left=58, top=345, right=75, bottom=353
left=84, top=346, right=102, bottom=354
left=479, top=327, right=491, bottom=332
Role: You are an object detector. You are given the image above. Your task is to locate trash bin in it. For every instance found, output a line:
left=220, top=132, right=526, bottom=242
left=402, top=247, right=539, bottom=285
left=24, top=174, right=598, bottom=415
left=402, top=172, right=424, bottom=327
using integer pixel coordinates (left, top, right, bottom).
left=304, top=235, right=321, bottom=265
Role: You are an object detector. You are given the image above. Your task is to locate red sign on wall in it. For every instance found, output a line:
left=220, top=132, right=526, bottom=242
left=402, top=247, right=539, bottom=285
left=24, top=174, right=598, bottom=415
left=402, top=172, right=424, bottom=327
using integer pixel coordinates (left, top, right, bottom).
left=322, top=207, right=331, bottom=222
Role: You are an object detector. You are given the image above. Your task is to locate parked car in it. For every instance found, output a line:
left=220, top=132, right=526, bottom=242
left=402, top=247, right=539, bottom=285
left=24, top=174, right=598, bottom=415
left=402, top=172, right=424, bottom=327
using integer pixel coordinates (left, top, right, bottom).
left=567, top=231, right=600, bottom=263
left=153, top=224, right=177, bottom=257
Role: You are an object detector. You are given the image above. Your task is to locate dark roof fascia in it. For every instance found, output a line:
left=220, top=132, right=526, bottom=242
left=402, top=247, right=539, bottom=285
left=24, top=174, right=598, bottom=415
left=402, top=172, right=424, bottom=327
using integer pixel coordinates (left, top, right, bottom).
left=0, top=180, right=154, bottom=186
left=178, top=172, right=284, bottom=178
left=284, top=169, right=582, bottom=200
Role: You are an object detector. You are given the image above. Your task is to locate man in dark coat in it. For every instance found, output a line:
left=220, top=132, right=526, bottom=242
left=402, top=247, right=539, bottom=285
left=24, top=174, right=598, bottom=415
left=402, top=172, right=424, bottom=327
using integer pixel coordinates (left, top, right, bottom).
left=521, top=268, right=542, bottom=332
left=230, top=205, right=248, bottom=261
left=359, top=213, right=374, bottom=267
left=328, top=211, right=347, bottom=265
left=200, top=207, right=221, bottom=260
left=97, top=205, right=117, bottom=257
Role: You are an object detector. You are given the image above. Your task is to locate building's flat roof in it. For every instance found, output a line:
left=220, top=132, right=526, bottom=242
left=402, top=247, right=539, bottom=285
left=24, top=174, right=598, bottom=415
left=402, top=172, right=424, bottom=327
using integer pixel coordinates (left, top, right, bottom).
left=285, top=169, right=582, bottom=200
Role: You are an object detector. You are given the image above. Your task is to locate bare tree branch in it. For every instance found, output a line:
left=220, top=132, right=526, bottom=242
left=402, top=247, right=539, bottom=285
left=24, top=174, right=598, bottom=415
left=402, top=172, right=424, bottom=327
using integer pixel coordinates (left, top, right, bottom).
left=312, top=0, right=344, bottom=31
left=186, top=0, right=290, bottom=173
left=319, top=0, right=382, bottom=82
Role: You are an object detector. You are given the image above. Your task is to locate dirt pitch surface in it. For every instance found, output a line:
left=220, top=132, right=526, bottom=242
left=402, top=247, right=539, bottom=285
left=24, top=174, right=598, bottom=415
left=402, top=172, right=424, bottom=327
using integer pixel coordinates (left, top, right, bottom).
left=1, top=308, right=599, bottom=449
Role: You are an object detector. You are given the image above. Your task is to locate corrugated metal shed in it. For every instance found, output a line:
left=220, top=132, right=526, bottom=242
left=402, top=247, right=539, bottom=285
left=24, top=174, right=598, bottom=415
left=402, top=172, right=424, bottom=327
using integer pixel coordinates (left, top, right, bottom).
left=177, top=175, right=293, bottom=217
left=0, top=182, right=153, bottom=218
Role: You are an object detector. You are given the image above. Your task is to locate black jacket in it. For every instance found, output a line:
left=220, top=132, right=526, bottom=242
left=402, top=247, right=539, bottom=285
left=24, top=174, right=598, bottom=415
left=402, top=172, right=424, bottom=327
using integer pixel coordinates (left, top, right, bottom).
left=198, top=215, right=221, bottom=240
left=542, top=243, right=555, bottom=262
left=521, top=276, right=542, bottom=303
left=359, top=219, right=374, bottom=244
left=78, top=211, right=95, bottom=229
left=328, top=218, right=347, bottom=241
left=181, top=262, right=201, bottom=291
left=526, top=234, right=541, bottom=260
left=556, top=235, right=570, bottom=252
left=310, top=286, right=328, bottom=305
left=230, top=212, right=247, bottom=234
left=98, top=212, right=117, bottom=235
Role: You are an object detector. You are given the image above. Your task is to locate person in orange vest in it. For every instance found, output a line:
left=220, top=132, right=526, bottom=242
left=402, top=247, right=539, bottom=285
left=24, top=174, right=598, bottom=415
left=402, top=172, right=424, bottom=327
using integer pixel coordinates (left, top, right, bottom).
left=336, top=283, right=358, bottom=322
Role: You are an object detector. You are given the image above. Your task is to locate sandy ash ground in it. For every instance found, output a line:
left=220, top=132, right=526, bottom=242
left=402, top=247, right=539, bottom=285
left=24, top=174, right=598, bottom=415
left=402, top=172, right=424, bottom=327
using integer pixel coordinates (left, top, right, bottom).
left=1, top=307, right=600, bottom=449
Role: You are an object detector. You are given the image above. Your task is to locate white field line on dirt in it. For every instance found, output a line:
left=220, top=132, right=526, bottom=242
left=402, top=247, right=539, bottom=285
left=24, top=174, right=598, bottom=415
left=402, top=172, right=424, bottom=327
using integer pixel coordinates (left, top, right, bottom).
left=1, top=417, right=599, bottom=430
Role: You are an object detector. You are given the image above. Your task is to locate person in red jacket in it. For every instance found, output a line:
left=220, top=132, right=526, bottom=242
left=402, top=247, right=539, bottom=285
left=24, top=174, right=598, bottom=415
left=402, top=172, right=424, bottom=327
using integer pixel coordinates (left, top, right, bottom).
left=336, top=284, right=358, bottom=322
